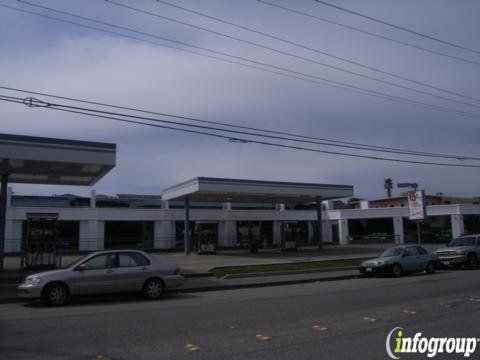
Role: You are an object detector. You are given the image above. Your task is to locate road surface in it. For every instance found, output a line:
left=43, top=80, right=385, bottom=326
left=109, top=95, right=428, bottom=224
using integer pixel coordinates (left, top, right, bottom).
left=1, top=270, right=479, bottom=359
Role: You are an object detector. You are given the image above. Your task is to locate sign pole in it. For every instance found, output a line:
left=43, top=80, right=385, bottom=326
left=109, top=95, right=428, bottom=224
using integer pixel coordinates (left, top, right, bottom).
left=416, top=221, right=421, bottom=245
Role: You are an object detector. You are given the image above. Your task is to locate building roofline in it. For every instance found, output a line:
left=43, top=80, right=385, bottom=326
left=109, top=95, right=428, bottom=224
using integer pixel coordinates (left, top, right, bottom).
left=0, top=133, right=116, bottom=150
left=163, top=176, right=353, bottom=193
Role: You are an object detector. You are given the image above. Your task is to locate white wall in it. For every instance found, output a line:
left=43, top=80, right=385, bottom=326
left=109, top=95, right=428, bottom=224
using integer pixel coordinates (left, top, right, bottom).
left=4, top=204, right=480, bottom=252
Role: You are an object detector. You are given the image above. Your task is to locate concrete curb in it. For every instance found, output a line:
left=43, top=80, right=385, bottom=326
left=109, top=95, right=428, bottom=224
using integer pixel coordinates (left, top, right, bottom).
left=222, top=266, right=358, bottom=279
left=172, top=274, right=361, bottom=294
left=207, top=257, right=368, bottom=273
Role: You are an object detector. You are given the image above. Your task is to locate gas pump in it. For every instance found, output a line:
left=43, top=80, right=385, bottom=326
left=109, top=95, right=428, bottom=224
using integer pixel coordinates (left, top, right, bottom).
left=22, top=213, right=61, bottom=269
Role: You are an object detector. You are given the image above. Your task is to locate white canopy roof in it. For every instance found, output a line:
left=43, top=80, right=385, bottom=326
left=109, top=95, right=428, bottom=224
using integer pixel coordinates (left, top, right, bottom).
left=0, top=133, right=116, bottom=186
left=162, top=177, right=353, bottom=203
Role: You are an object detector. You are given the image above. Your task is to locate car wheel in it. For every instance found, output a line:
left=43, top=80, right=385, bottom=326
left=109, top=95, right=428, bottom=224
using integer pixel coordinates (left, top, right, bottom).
left=392, top=264, right=403, bottom=277
left=426, top=261, right=436, bottom=274
left=42, top=283, right=68, bottom=306
left=143, top=278, right=164, bottom=300
left=467, top=254, right=478, bottom=269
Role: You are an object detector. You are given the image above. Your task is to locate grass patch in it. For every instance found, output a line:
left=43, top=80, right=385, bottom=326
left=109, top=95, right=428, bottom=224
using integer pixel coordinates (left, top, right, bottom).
left=212, top=258, right=366, bottom=278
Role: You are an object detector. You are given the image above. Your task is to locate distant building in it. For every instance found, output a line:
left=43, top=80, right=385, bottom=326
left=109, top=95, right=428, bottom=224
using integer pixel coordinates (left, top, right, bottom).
left=351, top=195, right=480, bottom=209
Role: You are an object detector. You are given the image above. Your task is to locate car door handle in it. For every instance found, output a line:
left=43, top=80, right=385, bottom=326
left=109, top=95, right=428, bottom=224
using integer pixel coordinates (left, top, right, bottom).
left=106, top=269, right=115, bottom=274
left=139, top=267, right=148, bottom=271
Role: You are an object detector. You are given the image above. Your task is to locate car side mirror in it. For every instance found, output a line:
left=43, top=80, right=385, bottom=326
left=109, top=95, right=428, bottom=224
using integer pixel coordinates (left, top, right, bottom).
left=76, top=263, right=87, bottom=272
left=402, top=253, right=408, bottom=257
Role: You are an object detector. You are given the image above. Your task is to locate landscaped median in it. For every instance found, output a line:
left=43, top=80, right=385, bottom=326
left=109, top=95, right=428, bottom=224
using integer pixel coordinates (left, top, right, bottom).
left=210, top=258, right=367, bottom=279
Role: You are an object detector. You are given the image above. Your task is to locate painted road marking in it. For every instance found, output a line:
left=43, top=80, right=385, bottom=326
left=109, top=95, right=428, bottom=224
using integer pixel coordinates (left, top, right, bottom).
left=403, top=309, right=417, bottom=315
left=185, top=343, right=201, bottom=352
left=256, top=334, right=272, bottom=341
left=439, top=303, right=454, bottom=309
left=363, top=316, right=377, bottom=322
left=312, top=325, right=328, bottom=331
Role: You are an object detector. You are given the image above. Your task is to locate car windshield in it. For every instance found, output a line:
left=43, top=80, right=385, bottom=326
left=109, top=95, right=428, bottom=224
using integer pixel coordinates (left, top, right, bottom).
left=379, top=247, right=403, bottom=257
left=447, top=237, right=475, bottom=247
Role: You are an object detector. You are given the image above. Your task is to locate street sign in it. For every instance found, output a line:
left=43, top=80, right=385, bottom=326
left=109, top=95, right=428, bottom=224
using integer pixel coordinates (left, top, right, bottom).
left=407, top=190, right=426, bottom=220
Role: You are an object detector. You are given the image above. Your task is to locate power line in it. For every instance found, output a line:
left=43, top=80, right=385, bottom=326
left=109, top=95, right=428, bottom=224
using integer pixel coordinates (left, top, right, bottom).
left=3, top=85, right=478, bottom=161
left=314, top=0, right=480, bottom=56
left=257, top=0, right=480, bottom=67
left=152, top=0, right=480, bottom=104
left=2, top=94, right=479, bottom=168
left=5, top=3, right=480, bottom=122
left=0, top=93, right=460, bottom=159
left=18, top=96, right=480, bottom=161
left=0, top=3, right=371, bottom=91
left=51, top=0, right=480, bottom=111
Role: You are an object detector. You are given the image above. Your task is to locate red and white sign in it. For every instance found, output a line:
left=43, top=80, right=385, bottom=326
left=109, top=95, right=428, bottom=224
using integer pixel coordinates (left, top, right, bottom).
left=407, top=190, right=426, bottom=220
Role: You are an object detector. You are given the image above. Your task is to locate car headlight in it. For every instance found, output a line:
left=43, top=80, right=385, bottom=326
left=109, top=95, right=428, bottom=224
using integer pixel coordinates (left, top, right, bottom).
left=376, top=261, right=386, bottom=266
left=455, top=250, right=466, bottom=255
left=24, top=277, right=42, bottom=286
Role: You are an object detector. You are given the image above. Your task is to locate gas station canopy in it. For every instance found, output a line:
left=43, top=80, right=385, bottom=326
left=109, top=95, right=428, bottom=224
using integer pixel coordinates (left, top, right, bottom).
left=162, top=177, right=354, bottom=203
left=0, top=133, right=116, bottom=186
left=163, top=177, right=354, bottom=255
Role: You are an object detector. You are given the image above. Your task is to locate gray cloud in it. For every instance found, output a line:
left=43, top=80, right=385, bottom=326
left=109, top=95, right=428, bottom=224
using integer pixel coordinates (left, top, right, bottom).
left=1, top=0, right=480, bottom=200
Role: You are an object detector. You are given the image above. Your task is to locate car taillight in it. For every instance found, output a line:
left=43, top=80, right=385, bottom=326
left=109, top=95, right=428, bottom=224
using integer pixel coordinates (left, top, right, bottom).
left=174, top=267, right=181, bottom=275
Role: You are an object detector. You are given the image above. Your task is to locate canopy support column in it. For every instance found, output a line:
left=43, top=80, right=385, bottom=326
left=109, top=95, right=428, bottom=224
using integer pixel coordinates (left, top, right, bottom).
left=0, top=174, right=9, bottom=270
left=316, top=200, right=323, bottom=249
left=184, top=198, right=190, bottom=255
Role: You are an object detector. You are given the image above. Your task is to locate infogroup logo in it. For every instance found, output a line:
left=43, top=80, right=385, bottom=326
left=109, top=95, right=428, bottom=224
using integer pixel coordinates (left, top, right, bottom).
left=386, top=327, right=479, bottom=359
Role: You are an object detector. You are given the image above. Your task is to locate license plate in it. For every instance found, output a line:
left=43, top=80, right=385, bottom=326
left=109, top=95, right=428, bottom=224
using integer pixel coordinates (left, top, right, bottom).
left=441, top=261, right=450, bottom=266
left=366, top=267, right=372, bottom=272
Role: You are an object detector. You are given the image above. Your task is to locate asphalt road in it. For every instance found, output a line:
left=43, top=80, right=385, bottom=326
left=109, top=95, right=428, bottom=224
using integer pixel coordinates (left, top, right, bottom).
left=1, top=270, right=479, bottom=360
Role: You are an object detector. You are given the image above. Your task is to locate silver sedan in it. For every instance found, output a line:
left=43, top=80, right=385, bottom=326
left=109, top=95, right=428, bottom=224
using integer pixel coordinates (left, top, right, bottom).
left=18, top=250, right=184, bottom=306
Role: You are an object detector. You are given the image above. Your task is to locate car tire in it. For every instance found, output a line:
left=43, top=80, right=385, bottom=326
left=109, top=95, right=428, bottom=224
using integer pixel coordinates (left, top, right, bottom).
left=426, top=261, right=436, bottom=274
left=143, top=278, right=164, bottom=300
left=42, top=282, right=68, bottom=307
left=467, top=254, right=478, bottom=269
left=392, top=264, right=403, bottom=277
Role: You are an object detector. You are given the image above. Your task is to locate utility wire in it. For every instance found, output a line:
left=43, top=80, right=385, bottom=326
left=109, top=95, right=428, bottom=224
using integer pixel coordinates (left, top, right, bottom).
left=0, top=94, right=455, bottom=158
left=5, top=3, right=480, bottom=122
left=2, top=94, right=479, bottom=168
left=42, top=0, right=480, bottom=111
left=2, top=2, right=462, bottom=120
left=314, top=0, right=480, bottom=56
left=152, top=0, right=480, bottom=104
left=3, top=85, right=478, bottom=161
left=257, top=0, right=480, bottom=67
left=16, top=96, right=480, bottom=161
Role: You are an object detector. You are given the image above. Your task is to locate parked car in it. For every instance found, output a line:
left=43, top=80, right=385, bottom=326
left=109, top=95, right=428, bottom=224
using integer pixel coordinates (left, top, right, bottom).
left=18, top=250, right=184, bottom=306
left=359, top=245, right=438, bottom=277
left=435, top=234, right=480, bottom=269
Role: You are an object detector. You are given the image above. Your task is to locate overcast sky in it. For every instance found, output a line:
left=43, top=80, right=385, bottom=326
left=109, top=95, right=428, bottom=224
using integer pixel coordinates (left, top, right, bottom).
left=1, top=0, right=480, bottom=200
